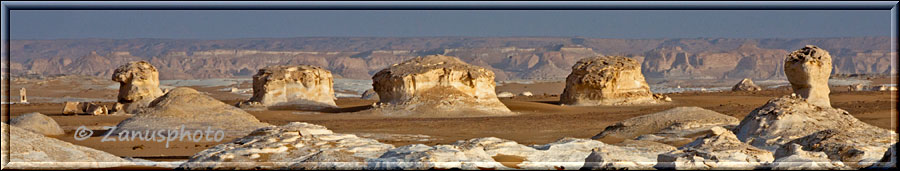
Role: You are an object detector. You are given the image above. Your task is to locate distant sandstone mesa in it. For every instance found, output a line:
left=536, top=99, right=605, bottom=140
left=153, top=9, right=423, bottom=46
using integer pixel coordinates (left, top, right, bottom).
left=371, top=55, right=513, bottom=116
left=111, top=61, right=164, bottom=113
left=239, top=65, right=338, bottom=110
left=560, top=56, right=669, bottom=106
left=784, top=45, right=832, bottom=108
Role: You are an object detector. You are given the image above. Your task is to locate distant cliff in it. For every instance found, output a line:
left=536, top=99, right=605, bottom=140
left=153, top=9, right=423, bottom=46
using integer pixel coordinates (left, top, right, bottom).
left=8, top=37, right=895, bottom=80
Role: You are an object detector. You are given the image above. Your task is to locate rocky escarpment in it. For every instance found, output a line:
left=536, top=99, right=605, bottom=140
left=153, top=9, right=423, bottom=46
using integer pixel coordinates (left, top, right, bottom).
left=111, top=61, right=164, bottom=114
left=2, top=123, right=132, bottom=169
left=238, top=65, right=337, bottom=110
left=371, top=55, right=512, bottom=117
left=113, top=87, right=271, bottom=140
left=560, top=56, right=668, bottom=106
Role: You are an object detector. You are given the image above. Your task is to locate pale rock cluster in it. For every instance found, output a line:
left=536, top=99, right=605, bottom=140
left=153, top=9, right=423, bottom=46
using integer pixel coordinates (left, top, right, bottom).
left=2, top=123, right=132, bottom=169
left=656, top=127, right=774, bottom=170
left=560, top=56, right=669, bottom=106
left=592, top=107, right=740, bottom=146
left=61, top=101, right=109, bottom=115
left=371, top=55, right=513, bottom=116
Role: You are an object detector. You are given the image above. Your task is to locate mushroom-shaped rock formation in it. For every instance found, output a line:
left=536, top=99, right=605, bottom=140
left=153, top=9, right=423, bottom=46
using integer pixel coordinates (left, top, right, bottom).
left=656, top=127, right=774, bottom=170
left=113, top=87, right=271, bottom=140
left=732, top=78, right=762, bottom=91
left=784, top=45, right=833, bottom=108
left=9, top=112, right=64, bottom=136
left=592, top=107, right=740, bottom=146
left=2, top=123, right=132, bottom=169
left=111, top=61, right=164, bottom=113
left=733, top=95, right=897, bottom=168
left=371, top=55, right=512, bottom=117
left=560, top=56, right=666, bottom=106
left=239, top=65, right=338, bottom=110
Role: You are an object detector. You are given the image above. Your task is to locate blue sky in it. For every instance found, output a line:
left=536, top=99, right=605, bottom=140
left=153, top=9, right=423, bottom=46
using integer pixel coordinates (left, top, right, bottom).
left=10, top=10, right=891, bottom=40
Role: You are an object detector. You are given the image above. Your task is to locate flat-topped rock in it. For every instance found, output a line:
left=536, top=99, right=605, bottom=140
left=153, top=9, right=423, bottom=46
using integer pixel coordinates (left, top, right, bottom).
left=560, top=56, right=667, bottom=106
left=239, top=65, right=338, bottom=110
left=371, top=55, right=512, bottom=117
left=113, top=87, right=271, bottom=140
left=784, top=45, right=833, bottom=108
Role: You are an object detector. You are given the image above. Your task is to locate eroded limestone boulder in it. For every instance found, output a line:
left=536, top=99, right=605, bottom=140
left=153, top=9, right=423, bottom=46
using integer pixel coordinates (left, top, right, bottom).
left=8, top=112, right=64, bottom=136
left=497, top=91, right=515, bottom=98
left=784, top=45, right=832, bottom=108
left=178, top=122, right=394, bottom=170
left=592, top=107, right=740, bottom=146
left=734, top=95, right=897, bottom=168
left=732, top=78, right=762, bottom=91
left=60, top=102, right=108, bottom=115
left=239, top=65, right=338, bottom=110
left=113, top=87, right=271, bottom=140
left=2, top=123, right=132, bottom=169
left=560, top=56, right=666, bottom=106
left=369, top=137, right=604, bottom=170
left=656, top=127, right=774, bottom=170
left=582, top=140, right=676, bottom=170
left=360, top=89, right=379, bottom=100
left=770, top=144, right=849, bottom=170
left=111, top=61, right=164, bottom=113
left=371, top=55, right=512, bottom=116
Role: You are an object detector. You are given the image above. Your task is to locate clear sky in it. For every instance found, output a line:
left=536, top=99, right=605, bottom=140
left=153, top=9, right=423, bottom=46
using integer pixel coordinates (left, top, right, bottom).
left=9, top=10, right=892, bottom=40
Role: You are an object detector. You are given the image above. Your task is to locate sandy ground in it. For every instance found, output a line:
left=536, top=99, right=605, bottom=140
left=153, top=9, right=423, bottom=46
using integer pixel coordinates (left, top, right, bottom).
left=2, top=76, right=896, bottom=162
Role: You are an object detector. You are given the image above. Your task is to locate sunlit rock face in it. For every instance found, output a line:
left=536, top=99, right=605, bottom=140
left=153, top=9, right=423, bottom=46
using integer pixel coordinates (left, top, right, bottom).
left=560, top=56, right=665, bottom=106
left=241, top=65, right=337, bottom=110
left=732, top=78, right=762, bottom=91
left=111, top=61, right=164, bottom=113
left=371, top=55, right=512, bottom=117
left=784, top=45, right=833, bottom=108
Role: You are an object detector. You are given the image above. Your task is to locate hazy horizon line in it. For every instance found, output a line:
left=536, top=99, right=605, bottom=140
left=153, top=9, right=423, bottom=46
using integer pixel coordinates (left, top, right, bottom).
left=10, top=35, right=894, bottom=41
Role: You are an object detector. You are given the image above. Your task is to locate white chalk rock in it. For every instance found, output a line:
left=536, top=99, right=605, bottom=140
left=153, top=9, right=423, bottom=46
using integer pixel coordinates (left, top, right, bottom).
left=560, top=56, right=667, bottom=106
left=784, top=45, right=832, bottom=108
left=656, top=127, right=774, bottom=170
left=240, top=65, right=338, bottom=110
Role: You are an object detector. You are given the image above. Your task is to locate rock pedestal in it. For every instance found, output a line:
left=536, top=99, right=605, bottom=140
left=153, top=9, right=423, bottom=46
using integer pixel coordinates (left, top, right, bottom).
left=371, top=55, right=512, bottom=116
left=240, top=65, right=337, bottom=110
left=19, top=88, right=27, bottom=103
left=784, top=45, right=832, bottom=108
left=111, top=61, right=164, bottom=113
left=560, top=56, right=665, bottom=106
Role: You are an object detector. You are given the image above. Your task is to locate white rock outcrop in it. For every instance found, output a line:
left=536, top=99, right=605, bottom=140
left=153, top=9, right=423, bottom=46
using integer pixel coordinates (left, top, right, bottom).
left=497, top=91, right=516, bottom=98
left=733, top=96, right=897, bottom=168
left=178, top=122, right=393, bottom=170
left=60, top=102, right=108, bottom=115
left=111, top=61, right=164, bottom=113
left=560, top=56, right=667, bottom=106
left=784, top=45, right=833, bottom=108
left=369, top=137, right=605, bottom=170
left=2, top=123, right=132, bottom=169
left=520, top=91, right=534, bottom=97
left=582, top=140, right=677, bottom=170
left=656, top=127, right=774, bottom=170
left=732, top=78, right=762, bottom=91
left=770, top=144, right=849, bottom=170
left=8, top=112, right=64, bottom=136
left=371, top=55, right=512, bottom=116
left=113, top=87, right=271, bottom=140
left=239, top=65, right=338, bottom=110
left=592, top=107, right=740, bottom=146
left=360, top=89, right=379, bottom=100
